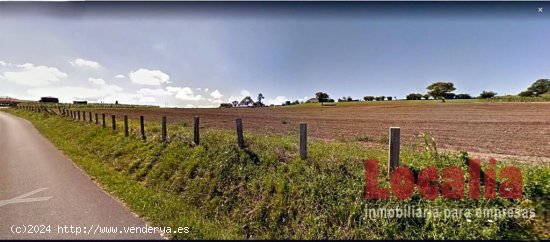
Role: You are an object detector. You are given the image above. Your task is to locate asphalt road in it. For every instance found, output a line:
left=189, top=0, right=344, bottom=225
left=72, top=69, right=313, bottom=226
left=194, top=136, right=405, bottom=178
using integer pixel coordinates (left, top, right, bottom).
left=0, top=111, right=163, bottom=240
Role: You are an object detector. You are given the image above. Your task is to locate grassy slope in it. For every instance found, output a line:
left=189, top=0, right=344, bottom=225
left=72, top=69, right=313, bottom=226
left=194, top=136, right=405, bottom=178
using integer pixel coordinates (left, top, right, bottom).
left=3, top=108, right=549, bottom=239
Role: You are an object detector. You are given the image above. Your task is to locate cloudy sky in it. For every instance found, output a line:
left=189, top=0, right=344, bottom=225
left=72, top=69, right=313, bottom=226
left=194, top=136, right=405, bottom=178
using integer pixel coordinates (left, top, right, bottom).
left=1, top=2, right=549, bottom=107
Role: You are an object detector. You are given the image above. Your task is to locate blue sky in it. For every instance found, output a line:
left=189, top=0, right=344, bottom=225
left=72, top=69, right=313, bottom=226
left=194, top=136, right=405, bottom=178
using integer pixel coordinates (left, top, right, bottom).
left=1, top=2, right=549, bottom=107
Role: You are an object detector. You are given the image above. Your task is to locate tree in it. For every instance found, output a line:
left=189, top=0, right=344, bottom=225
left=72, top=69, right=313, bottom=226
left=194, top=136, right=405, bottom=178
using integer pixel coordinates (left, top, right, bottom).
left=527, top=79, right=549, bottom=94
left=315, top=92, right=331, bottom=103
left=232, top=100, right=238, bottom=107
left=257, top=93, right=264, bottom=105
left=518, top=90, right=535, bottom=97
left=346, top=96, right=353, bottom=102
left=406, top=93, right=423, bottom=100
left=479, top=91, right=497, bottom=99
left=455, top=93, right=472, bottom=99
left=386, top=96, right=393, bottom=101
left=427, top=82, right=456, bottom=99
left=422, top=94, right=430, bottom=100
left=219, top=103, right=233, bottom=108
left=443, top=93, right=456, bottom=99
left=363, top=96, right=375, bottom=101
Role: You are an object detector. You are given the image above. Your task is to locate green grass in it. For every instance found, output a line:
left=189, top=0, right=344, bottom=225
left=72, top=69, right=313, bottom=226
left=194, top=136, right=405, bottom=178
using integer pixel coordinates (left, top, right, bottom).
left=3, top=108, right=549, bottom=239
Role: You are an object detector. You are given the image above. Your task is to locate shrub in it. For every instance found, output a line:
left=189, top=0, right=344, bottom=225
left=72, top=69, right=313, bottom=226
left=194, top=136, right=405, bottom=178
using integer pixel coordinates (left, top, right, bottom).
left=518, top=90, right=535, bottom=97
left=406, top=93, right=423, bottom=100
left=386, top=96, right=393, bottom=101
left=479, top=91, right=497, bottom=99
left=363, top=96, right=375, bottom=101
left=219, top=103, right=233, bottom=108
left=455, top=93, right=472, bottom=99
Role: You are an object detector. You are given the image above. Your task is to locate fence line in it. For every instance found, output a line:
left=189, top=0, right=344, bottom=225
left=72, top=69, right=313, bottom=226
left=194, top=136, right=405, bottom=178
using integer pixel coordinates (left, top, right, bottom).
left=14, top=105, right=402, bottom=172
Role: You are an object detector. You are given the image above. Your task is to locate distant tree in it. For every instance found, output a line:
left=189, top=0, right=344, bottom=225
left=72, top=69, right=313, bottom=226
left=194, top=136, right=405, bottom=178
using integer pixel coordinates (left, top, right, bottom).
left=292, top=100, right=300, bottom=105
left=346, top=96, right=353, bottom=102
left=115, top=100, right=119, bottom=105
left=375, top=96, right=385, bottom=101
left=406, top=93, right=423, bottom=100
left=219, top=103, right=233, bottom=108
left=527, top=79, right=549, bottom=94
left=386, top=96, right=393, bottom=101
left=455, top=93, right=472, bottom=99
left=422, top=94, right=430, bottom=100
left=443, top=93, right=456, bottom=99
left=518, top=90, right=535, bottom=97
left=315, top=92, right=331, bottom=103
left=479, top=91, right=497, bottom=99
left=257, top=93, right=265, bottom=105
left=363, top=96, right=375, bottom=101
left=284, top=100, right=291, bottom=106
left=232, top=100, right=238, bottom=107
left=327, top=98, right=335, bottom=103
left=427, top=82, right=456, bottom=99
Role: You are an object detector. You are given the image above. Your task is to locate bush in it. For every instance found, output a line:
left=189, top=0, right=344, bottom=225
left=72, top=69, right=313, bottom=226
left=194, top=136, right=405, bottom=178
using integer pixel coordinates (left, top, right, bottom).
left=386, top=96, right=393, bottom=101
left=375, top=96, right=385, bottom=101
left=518, top=90, right=535, bottom=97
left=363, top=96, right=375, bottom=101
left=406, top=93, right=423, bottom=100
left=455, top=93, right=472, bottom=99
left=219, top=103, right=233, bottom=108
left=479, top=91, right=497, bottom=99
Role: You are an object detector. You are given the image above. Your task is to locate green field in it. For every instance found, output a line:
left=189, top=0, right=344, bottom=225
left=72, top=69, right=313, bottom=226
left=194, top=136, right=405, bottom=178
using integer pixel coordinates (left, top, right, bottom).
left=3, top=108, right=549, bottom=239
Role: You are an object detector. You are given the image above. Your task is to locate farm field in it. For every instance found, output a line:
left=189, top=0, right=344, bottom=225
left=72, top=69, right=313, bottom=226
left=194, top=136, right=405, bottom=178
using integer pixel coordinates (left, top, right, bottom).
left=90, top=101, right=550, bottom=161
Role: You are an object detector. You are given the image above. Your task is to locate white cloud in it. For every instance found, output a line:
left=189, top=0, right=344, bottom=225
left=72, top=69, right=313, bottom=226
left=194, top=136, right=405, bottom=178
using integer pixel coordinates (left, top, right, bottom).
left=210, top=89, right=223, bottom=99
left=88, top=78, right=106, bottom=85
left=129, top=68, right=170, bottom=86
left=137, top=88, right=172, bottom=96
left=204, top=88, right=209, bottom=92
left=27, top=84, right=122, bottom=101
left=0, top=61, right=6, bottom=66
left=139, top=96, right=156, bottom=103
left=70, top=58, right=101, bottom=68
left=0, top=63, right=67, bottom=86
left=240, top=89, right=251, bottom=96
left=114, top=74, right=125, bottom=79
left=166, top=86, right=203, bottom=101
left=265, top=96, right=289, bottom=105
left=185, top=104, right=216, bottom=108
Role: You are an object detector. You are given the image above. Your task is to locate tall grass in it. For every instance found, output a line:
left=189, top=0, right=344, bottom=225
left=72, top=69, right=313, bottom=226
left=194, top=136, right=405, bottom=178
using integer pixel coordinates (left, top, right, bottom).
left=4, top=108, right=549, bottom=239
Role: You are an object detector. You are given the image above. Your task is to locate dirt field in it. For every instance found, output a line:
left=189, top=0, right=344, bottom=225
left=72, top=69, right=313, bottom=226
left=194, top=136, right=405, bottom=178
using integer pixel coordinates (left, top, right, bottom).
left=93, top=102, right=550, bottom=161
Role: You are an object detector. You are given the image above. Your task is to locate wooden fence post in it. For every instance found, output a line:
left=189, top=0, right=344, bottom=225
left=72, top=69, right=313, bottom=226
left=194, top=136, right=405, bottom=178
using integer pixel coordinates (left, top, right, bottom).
left=77, top=110, right=81, bottom=121
left=95, top=113, right=98, bottom=124
left=112, top=115, right=116, bottom=130
left=236, top=118, right=244, bottom=148
left=140, top=116, right=146, bottom=140
left=89, top=112, right=92, bottom=123
left=388, top=127, right=400, bottom=175
left=300, top=123, right=307, bottom=160
left=102, top=114, right=106, bottom=128
left=193, top=116, right=200, bottom=145
left=124, top=115, right=129, bottom=137
left=161, top=116, right=167, bottom=143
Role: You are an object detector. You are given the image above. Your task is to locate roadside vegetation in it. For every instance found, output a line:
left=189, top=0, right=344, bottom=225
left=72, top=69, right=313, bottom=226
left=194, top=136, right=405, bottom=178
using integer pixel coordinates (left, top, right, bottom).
left=2, top=108, right=549, bottom=239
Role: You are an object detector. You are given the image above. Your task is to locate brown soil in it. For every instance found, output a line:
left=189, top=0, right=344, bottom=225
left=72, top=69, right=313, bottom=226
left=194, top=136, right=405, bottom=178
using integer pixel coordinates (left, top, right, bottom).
left=92, top=102, right=550, bottom=161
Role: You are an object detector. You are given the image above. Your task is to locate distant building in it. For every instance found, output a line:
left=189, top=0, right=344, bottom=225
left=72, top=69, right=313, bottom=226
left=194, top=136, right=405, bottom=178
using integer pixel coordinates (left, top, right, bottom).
left=39, top=97, right=59, bottom=103
left=73, top=101, right=88, bottom=105
left=0, top=97, right=23, bottom=106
